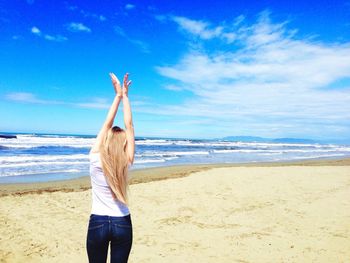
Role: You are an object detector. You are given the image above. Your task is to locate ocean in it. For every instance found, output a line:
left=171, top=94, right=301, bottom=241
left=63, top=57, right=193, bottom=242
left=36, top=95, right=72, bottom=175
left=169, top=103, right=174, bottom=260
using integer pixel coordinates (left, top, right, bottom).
left=0, top=133, right=349, bottom=183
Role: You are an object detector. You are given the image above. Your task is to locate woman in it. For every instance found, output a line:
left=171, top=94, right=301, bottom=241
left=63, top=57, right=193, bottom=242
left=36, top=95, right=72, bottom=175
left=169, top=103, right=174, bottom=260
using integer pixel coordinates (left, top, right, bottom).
left=86, top=72, right=135, bottom=263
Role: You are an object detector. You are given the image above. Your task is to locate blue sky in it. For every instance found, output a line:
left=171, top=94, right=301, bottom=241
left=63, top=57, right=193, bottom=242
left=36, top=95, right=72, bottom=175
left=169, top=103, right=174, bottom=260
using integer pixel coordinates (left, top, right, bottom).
left=1, top=0, right=350, bottom=141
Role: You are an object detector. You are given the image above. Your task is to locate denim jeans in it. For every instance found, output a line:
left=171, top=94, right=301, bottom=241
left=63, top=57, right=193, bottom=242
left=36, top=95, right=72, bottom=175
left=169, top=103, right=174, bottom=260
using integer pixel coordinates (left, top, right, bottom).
left=86, top=214, right=133, bottom=263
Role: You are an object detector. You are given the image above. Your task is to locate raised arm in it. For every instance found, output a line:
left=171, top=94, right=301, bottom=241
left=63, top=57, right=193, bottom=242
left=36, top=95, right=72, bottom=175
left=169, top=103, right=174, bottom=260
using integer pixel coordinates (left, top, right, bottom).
left=122, top=73, right=135, bottom=165
left=90, top=73, right=123, bottom=154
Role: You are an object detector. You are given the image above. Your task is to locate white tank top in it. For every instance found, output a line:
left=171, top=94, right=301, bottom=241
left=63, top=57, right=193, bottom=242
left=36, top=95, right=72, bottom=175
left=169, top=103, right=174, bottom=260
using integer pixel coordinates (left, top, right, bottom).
left=89, top=152, right=130, bottom=216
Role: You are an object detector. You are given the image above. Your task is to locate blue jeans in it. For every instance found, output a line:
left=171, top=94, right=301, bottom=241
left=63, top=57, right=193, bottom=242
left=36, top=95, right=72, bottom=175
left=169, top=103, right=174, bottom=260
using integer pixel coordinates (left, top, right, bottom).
left=86, top=214, right=133, bottom=263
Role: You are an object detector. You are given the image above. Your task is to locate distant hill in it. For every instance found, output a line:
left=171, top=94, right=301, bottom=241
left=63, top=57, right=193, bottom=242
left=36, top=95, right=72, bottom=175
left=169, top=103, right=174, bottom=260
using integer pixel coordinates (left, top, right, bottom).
left=221, top=136, right=317, bottom=144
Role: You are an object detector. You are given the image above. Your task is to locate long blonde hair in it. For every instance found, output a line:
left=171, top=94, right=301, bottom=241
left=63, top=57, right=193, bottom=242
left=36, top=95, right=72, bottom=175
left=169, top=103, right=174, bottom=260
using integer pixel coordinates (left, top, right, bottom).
left=99, top=126, right=129, bottom=205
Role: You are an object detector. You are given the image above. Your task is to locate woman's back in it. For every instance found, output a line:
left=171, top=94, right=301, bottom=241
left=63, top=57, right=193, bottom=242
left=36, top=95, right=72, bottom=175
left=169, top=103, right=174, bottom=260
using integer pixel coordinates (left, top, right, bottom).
left=89, top=152, right=130, bottom=216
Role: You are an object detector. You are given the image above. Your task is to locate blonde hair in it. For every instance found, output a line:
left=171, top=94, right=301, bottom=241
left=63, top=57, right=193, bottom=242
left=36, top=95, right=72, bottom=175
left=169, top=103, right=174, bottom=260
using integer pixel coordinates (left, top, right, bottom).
left=99, top=126, right=129, bottom=205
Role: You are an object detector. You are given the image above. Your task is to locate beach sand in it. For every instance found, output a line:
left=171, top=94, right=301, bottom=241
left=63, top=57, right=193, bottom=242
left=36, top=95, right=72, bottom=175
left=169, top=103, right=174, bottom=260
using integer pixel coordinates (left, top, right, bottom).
left=0, top=159, right=349, bottom=262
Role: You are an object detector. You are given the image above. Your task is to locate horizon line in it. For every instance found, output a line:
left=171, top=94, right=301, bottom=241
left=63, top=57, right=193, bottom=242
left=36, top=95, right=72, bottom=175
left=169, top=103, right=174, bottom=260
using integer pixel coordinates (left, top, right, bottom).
left=1, top=130, right=349, bottom=144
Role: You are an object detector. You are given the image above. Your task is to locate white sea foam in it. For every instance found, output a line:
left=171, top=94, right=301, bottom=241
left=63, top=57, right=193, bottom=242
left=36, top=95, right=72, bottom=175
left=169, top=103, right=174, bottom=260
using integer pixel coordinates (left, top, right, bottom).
left=213, top=149, right=267, bottom=153
left=134, top=159, right=166, bottom=164
left=0, top=154, right=88, bottom=164
left=136, top=151, right=210, bottom=157
left=2, top=135, right=347, bottom=152
left=134, top=140, right=348, bottom=153
left=164, top=156, right=179, bottom=161
left=258, top=152, right=282, bottom=156
left=0, top=135, right=95, bottom=148
left=0, top=160, right=88, bottom=168
left=0, top=169, right=81, bottom=177
left=136, top=139, right=172, bottom=146
left=1, top=134, right=349, bottom=181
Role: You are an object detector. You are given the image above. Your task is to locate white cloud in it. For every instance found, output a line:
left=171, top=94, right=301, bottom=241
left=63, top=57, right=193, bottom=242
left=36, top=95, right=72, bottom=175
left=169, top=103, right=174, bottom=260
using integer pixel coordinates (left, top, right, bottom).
left=5, top=92, right=112, bottom=110
left=66, top=5, right=78, bottom=11
left=234, top=15, right=245, bottom=26
left=44, top=34, right=68, bottom=42
left=5, top=92, right=61, bottom=104
left=170, top=16, right=236, bottom=43
left=74, top=98, right=109, bottom=109
left=171, top=16, right=220, bottom=39
left=31, top=26, right=41, bottom=35
left=154, top=15, right=167, bottom=22
left=65, top=4, right=107, bottom=22
left=125, top=4, right=135, bottom=10
left=114, top=26, right=150, bottom=53
left=154, top=11, right=350, bottom=139
left=163, top=84, right=185, bottom=91
left=67, top=22, right=91, bottom=33
left=30, top=26, right=68, bottom=42
left=80, top=9, right=107, bottom=22
left=129, top=39, right=149, bottom=53
left=114, top=26, right=126, bottom=37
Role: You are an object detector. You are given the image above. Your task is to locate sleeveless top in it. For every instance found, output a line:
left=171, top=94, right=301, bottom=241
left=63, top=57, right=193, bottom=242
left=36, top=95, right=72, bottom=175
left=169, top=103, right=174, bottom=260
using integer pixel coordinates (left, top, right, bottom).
left=89, top=152, right=130, bottom=216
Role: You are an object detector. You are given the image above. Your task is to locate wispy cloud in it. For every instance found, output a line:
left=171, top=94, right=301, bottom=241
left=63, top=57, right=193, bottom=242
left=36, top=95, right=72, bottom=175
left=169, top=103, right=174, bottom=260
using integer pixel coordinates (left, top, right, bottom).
left=125, top=4, right=135, bottom=10
left=114, top=26, right=150, bottom=53
left=234, top=15, right=245, bottom=26
left=170, top=15, right=236, bottom=43
left=66, top=5, right=78, bottom=11
left=74, top=97, right=110, bottom=109
left=80, top=10, right=107, bottom=21
left=30, top=26, right=67, bottom=42
left=67, top=22, right=91, bottom=33
left=4, top=92, right=108, bottom=109
left=4, top=92, right=154, bottom=113
left=12, top=35, right=22, bottom=40
left=154, top=10, right=350, bottom=139
left=5, top=92, right=62, bottom=105
left=65, top=3, right=107, bottom=22
left=44, top=34, right=68, bottom=42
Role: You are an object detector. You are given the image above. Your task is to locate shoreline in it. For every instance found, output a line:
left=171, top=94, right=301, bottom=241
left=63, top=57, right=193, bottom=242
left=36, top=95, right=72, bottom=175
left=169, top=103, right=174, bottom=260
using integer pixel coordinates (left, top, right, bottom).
left=1, top=157, right=349, bottom=197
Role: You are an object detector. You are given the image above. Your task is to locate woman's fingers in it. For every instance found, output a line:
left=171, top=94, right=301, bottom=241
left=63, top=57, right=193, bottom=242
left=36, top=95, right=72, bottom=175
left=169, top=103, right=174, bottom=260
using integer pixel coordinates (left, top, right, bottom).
left=109, top=72, right=131, bottom=96
left=109, top=72, right=120, bottom=85
left=123, top=73, right=129, bottom=86
left=109, top=72, right=123, bottom=96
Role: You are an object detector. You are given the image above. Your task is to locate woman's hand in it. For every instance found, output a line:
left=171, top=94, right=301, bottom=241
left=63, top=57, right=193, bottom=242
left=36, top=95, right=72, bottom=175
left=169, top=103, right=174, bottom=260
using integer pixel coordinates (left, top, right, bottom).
left=122, top=73, right=132, bottom=98
left=109, top=72, right=123, bottom=98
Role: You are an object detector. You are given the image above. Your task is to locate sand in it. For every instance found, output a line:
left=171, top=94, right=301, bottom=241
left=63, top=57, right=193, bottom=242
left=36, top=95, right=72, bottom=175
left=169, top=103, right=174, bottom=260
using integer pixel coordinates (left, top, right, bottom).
left=0, top=159, right=349, bottom=262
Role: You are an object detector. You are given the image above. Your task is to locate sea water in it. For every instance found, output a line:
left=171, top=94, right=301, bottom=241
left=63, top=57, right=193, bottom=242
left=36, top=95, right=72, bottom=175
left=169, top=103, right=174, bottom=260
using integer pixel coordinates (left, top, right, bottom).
left=0, top=133, right=349, bottom=183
